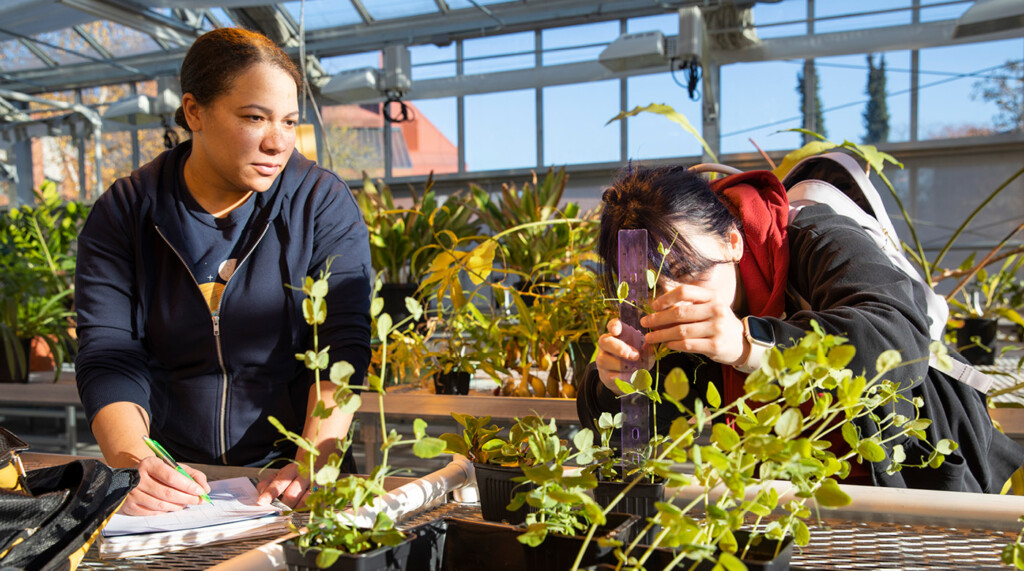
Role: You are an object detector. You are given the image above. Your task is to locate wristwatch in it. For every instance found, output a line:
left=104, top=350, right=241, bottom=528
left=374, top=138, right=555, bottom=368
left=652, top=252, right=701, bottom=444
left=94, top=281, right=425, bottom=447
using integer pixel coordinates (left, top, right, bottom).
left=736, top=316, right=775, bottom=373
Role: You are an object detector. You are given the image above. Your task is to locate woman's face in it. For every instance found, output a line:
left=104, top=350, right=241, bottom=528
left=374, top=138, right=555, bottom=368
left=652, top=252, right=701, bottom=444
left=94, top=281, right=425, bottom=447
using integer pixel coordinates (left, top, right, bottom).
left=656, top=226, right=743, bottom=310
left=183, top=62, right=299, bottom=197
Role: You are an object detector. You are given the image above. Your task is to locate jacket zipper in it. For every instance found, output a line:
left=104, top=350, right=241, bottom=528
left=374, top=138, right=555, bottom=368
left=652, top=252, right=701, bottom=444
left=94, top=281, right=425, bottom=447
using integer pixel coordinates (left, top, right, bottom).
left=155, top=222, right=271, bottom=464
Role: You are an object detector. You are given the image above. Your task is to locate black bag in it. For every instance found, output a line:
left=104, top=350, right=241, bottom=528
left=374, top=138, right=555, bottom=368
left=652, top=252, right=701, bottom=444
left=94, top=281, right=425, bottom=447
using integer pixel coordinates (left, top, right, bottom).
left=0, top=426, right=139, bottom=571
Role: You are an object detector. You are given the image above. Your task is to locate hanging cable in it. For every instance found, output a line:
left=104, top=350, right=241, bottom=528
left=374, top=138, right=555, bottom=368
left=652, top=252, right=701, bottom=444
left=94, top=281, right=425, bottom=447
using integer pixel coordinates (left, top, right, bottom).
left=671, top=57, right=702, bottom=101
left=382, top=90, right=415, bottom=124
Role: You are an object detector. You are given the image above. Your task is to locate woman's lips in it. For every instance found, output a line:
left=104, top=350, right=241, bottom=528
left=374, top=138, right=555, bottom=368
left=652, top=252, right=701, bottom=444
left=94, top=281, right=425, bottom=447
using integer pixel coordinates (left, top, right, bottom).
left=253, top=163, right=280, bottom=176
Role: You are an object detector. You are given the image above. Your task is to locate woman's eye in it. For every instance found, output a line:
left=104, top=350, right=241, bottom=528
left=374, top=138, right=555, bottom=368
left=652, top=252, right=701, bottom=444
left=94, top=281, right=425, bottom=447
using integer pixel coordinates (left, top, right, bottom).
left=284, top=120, right=298, bottom=128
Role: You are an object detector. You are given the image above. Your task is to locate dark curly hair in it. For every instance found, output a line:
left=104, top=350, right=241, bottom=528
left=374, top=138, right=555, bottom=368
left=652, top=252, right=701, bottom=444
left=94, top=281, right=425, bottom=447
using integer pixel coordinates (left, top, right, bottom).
left=598, top=165, right=739, bottom=296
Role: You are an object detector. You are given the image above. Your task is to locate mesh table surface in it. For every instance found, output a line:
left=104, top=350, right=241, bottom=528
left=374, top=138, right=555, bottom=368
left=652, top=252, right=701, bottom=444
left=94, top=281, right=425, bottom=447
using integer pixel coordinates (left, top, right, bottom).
left=76, top=501, right=1015, bottom=570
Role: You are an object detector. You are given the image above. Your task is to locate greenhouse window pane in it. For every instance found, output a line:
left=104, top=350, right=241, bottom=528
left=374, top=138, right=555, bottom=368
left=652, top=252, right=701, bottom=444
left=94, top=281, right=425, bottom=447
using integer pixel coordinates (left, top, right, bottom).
left=544, top=81, right=620, bottom=166
left=921, top=3, right=969, bottom=22
left=542, top=21, right=617, bottom=66
left=464, top=32, right=534, bottom=73
left=80, top=21, right=161, bottom=58
left=27, top=30, right=97, bottom=65
left=0, top=39, right=44, bottom=70
left=813, top=12, right=912, bottom=34
left=628, top=13, right=677, bottom=35
left=626, top=73, right=703, bottom=160
left=394, top=98, right=458, bottom=177
left=322, top=103, right=385, bottom=180
left=814, top=0, right=910, bottom=20
left=207, top=8, right=235, bottom=28
left=447, top=0, right=515, bottom=9
left=411, top=44, right=455, bottom=80
left=81, top=83, right=132, bottom=106
left=281, top=1, right=362, bottom=30
left=720, top=61, right=802, bottom=154
left=465, top=89, right=536, bottom=171
left=753, top=0, right=807, bottom=38
left=918, top=39, right=1024, bottom=139
left=816, top=52, right=912, bottom=144
left=464, top=31, right=533, bottom=60
left=321, top=52, right=381, bottom=74
left=363, top=0, right=439, bottom=21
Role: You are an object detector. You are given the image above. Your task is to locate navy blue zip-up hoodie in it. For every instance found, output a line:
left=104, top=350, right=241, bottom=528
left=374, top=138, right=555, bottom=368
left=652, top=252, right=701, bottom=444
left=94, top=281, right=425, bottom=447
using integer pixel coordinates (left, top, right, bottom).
left=75, top=141, right=372, bottom=467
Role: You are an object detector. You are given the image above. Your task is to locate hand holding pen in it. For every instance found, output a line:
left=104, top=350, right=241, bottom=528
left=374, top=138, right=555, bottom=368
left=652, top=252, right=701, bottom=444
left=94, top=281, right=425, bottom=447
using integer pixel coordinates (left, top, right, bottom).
left=142, top=436, right=212, bottom=504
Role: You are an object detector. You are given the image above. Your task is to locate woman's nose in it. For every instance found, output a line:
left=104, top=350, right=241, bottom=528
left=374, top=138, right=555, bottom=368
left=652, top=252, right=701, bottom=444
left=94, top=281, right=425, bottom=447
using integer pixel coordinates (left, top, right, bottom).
left=261, top=123, right=291, bottom=154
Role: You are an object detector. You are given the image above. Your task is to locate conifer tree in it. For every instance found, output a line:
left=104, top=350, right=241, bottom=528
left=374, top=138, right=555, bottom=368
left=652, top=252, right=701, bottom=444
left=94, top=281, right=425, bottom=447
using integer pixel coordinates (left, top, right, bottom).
left=797, top=60, right=826, bottom=144
left=863, top=54, right=890, bottom=144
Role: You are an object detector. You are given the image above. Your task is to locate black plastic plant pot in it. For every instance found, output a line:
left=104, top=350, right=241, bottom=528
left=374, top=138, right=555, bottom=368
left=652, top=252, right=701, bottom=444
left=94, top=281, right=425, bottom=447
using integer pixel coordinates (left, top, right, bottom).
left=380, top=282, right=420, bottom=326
left=434, top=371, right=471, bottom=395
left=441, top=512, right=636, bottom=571
left=473, top=463, right=534, bottom=524
left=592, top=477, right=665, bottom=545
left=958, top=317, right=998, bottom=365
left=0, top=338, right=32, bottom=383
left=282, top=533, right=414, bottom=571
left=645, top=530, right=795, bottom=571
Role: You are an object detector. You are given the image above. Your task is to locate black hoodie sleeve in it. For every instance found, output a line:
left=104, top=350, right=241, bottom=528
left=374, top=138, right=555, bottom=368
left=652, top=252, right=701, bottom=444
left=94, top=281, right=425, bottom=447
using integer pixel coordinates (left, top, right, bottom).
left=307, top=173, right=373, bottom=387
left=74, top=183, right=154, bottom=425
left=769, top=204, right=933, bottom=384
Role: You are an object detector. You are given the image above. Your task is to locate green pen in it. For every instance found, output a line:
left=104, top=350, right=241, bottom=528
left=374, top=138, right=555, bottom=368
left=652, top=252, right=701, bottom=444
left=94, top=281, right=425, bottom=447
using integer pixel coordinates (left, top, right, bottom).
left=142, top=436, right=212, bottom=504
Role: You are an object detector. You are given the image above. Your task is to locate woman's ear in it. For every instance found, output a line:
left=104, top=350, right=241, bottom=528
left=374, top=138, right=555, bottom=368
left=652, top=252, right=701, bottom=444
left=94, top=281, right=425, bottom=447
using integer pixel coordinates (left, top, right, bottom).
left=180, top=93, right=202, bottom=133
left=728, top=226, right=743, bottom=262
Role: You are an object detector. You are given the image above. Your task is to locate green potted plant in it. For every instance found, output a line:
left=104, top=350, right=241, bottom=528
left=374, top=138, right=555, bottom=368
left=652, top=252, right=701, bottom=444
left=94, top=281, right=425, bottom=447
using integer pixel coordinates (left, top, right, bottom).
left=571, top=323, right=956, bottom=571
left=270, top=264, right=446, bottom=570
left=355, top=172, right=479, bottom=324
left=417, top=234, right=508, bottom=395
left=946, top=254, right=1024, bottom=365
left=469, top=168, right=597, bottom=306
left=0, top=180, right=86, bottom=382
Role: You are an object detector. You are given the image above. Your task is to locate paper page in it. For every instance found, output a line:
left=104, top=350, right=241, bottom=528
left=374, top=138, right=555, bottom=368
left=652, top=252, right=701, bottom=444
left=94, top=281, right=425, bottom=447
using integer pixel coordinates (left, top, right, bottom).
left=103, top=477, right=281, bottom=536
left=98, top=514, right=290, bottom=559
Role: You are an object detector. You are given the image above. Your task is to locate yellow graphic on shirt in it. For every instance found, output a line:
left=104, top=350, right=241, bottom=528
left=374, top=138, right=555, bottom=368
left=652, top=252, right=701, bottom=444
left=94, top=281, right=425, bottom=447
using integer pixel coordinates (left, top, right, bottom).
left=198, top=259, right=237, bottom=313
left=198, top=282, right=225, bottom=312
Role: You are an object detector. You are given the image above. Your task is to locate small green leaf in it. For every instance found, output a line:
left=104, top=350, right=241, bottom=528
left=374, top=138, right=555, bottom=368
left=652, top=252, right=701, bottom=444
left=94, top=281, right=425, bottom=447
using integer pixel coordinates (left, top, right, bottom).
left=414, top=418, right=428, bottom=439
left=405, top=297, right=423, bottom=321
left=370, top=297, right=384, bottom=318
left=891, top=444, right=906, bottom=464
left=376, top=313, right=393, bottom=341
left=706, top=383, right=722, bottom=409
left=314, top=464, right=340, bottom=486
left=616, top=281, right=629, bottom=302
left=936, top=439, right=958, bottom=455
left=311, top=278, right=329, bottom=298
left=712, top=423, right=740, bottom=451
left=814, top=478, right=851, bottom=507
left=646, top=269, right=656, bottom=290
left=615, top=378, right=637, bottom=395
left=875, top=350, right=902, bottom=374
left=369, top=374, right=384, bottom=393
left=330, top=361, right=355, bottom=385
left=664, top=367, right=690, bottom=401
left=827, top=345, right=856, bottom=369
left=413, top=437, right=446, bottom=458
left=632, top=368, right=653, bottom=392
left=857, top=439, right=886, bottom=462
left=717, top=551, right=746, bottom=571
left=841, top=422, right=859, bottom=448
left=775, top=408, right=803, bottom=439
left=793, top=519, right=811, bottom=546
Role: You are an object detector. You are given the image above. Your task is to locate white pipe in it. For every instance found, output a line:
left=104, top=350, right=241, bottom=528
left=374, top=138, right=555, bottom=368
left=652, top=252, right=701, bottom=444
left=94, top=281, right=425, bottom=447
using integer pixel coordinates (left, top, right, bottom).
left=667, top=480, right=1024, bottom=532
left=208, top=455, right=474, bottom=571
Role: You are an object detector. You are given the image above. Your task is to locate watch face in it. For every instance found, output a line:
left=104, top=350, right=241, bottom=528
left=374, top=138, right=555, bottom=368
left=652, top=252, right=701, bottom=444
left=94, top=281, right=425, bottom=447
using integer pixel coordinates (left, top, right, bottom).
left=747, top=317, right=775, bottom=345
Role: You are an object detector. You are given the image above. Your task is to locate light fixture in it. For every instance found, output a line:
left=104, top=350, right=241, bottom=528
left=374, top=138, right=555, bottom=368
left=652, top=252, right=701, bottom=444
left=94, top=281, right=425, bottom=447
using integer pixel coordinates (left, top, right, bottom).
left=103, top=89, right=180, bottom=127
left=953, top=0, right=1024, bottom=39
left=598, top=31, right=669, bottom=73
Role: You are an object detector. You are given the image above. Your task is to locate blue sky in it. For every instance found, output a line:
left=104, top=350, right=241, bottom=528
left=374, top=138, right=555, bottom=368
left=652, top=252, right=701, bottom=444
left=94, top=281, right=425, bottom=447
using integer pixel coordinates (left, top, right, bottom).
left=319, top=1, right=1023, bottom=172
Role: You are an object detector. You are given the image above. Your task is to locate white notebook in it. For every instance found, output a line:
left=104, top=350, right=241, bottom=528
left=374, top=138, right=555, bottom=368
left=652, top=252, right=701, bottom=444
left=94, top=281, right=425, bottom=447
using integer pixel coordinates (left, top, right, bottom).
left=98, top=477, right=290, bottom=559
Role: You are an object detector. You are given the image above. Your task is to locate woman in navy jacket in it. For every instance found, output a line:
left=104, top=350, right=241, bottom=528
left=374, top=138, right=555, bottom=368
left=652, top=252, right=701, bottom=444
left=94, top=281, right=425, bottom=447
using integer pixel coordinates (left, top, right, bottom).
left=75, top=28, right=372, bottom=515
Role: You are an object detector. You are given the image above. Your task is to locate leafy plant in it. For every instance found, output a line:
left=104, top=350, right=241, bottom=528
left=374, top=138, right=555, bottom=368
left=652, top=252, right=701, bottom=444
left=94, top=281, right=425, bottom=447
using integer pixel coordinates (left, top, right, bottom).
left=469, top=168, right=596, bottom=293
left=438, top=412, right=506, bottom=464
left=0, top=180, right=87, bottom=381
left=510, top=414, right=606, bottom=547
left=269, top=263, right=445, bottom=567
left=355, top=172, right=479, bottom=285
left=570, top=322, right=955, bottom=571
left=947, top=253, right=1024, bottom=326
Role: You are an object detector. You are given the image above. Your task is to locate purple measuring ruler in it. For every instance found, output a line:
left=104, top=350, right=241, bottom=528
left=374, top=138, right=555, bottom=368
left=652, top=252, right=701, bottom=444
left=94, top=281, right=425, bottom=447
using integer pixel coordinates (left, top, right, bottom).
left=617, top=229, right=651, bottom=474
